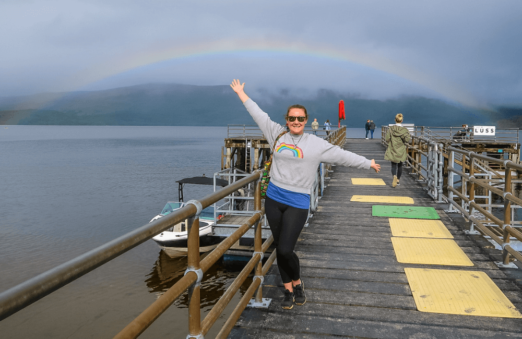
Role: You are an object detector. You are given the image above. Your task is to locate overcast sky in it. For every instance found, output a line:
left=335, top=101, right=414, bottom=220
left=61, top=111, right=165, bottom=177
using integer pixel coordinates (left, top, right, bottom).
left=1, top=0, right=521, bottom=108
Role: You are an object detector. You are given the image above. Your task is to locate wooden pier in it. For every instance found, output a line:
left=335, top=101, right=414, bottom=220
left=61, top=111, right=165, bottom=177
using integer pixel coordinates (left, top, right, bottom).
left=229, top=139, right=522, bottom=339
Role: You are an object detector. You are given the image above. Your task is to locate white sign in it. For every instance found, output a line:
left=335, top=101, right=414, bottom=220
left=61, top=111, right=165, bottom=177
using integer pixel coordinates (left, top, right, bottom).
left=473, top=126, right=496, bottom=136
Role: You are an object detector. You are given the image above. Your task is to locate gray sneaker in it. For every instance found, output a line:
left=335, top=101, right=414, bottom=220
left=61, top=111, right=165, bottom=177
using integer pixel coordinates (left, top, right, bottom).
left=282, top=289, right=294, bottom=309
left=294, top=281, right=306, bottom=305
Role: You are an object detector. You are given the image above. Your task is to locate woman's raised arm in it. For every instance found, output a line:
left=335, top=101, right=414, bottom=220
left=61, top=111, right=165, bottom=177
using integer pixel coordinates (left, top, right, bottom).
left=230, top=79, right=250, bottom=103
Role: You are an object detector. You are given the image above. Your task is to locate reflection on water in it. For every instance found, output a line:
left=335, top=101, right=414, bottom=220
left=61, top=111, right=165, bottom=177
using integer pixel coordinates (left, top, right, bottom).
left=145, top=250, right=253, bottom=311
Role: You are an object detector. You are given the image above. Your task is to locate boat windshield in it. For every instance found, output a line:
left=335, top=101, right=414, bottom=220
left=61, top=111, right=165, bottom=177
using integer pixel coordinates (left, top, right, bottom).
left=200, top=206, right=214, bottom=220
left=161, top=202, right=183, bottom=215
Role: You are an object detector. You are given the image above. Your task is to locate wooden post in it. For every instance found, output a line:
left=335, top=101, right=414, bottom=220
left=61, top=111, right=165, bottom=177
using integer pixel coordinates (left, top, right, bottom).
left=226, top=147, right=232, bottom=169
left=253, top=147, right=260, bottom=170
left=221, top=146, right=224, bottom=170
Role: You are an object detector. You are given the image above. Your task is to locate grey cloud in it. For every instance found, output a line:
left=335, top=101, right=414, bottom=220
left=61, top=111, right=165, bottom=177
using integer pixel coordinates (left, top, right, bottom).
left=0, top=0, right=521, bottom=107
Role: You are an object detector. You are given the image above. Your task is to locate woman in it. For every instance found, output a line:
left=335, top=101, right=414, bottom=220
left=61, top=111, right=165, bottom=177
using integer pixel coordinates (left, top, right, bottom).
left=230, top=79, right=381, bottom=309
left=324, top=119, right=331, bottom=136
left=384, top=113, right=411, bottom=187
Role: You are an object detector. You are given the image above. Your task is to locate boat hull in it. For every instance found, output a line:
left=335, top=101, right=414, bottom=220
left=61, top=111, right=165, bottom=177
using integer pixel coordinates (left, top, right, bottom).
left=154, top=235, right=223, bottom=258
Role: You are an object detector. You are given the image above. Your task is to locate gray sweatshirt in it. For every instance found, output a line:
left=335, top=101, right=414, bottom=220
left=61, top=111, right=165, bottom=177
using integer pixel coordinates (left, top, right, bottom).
left=244, top=99, right=372, bottom=194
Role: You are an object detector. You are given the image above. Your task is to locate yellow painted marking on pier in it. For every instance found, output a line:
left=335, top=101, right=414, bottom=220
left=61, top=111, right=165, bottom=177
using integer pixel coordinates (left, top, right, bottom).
left=389, top=218, right=453, bottom=239
left=391, top=238, right=473, bottom=266
left=405, top=268, right=522, bottom=318
left=351, top=195, right=414, bottom=204
left=351, top=178, right=386, bottom=186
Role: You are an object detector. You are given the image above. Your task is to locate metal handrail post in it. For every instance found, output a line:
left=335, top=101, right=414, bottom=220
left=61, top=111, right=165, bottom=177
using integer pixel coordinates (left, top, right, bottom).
left=461, top=154, right=467, bottom=213
left=448, top=150, right=455, bottom=212
left=503, top=166, right=513, bottom=265
left=426, top=142, right=430, bottom=183
left=438, top=143, right=444, bottom=203
left=416, top=141, right=422, bottom=180
left=320, top=163, right=325, bottom=196
left=187, top=211, right=203, bottom=339
left=432, top=143, right=438, bottom=200
left=254, top=181, right=263, bottom=303
left=468, top=156, right=476, bottom=233
left=410, top=138, right=416, bottom=175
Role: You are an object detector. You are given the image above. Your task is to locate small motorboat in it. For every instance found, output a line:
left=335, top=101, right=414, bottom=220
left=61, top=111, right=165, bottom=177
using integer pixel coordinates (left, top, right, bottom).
left=151, top=176, right=228, bottom=258
left=151, top=202, right=223, bottom=257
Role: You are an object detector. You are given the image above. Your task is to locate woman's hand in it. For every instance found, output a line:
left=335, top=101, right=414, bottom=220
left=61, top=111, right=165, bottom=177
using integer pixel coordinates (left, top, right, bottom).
left=370, top=159, right=381, bottom=173
left=230, top=79, right=249, bottom=103
left=230, top=79, right=244, bottom=93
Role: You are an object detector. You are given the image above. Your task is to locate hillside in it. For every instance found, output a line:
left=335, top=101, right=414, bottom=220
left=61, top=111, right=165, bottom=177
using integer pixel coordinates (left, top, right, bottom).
left=0, top=83, right=502, bottom=127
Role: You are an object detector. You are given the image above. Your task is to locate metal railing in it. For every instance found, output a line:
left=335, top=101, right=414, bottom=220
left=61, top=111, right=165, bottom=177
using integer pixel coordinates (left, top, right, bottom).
left=227, top=124, right=339, bottom=139
left=410, top=126, right=520, bottom=144
left=381, top=125, right=522, bottom=268
left=0, top=171, right=274, bottom=338
left=446, top=147, right=522, bottom=266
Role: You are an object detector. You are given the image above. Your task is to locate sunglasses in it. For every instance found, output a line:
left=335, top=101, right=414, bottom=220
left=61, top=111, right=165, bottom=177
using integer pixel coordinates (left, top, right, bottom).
left=286, top=116, right=306, bottom=122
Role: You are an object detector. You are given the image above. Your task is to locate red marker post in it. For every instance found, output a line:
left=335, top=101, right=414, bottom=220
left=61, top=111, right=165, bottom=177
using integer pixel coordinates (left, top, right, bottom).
left=338, top=100, right=346, bottom=128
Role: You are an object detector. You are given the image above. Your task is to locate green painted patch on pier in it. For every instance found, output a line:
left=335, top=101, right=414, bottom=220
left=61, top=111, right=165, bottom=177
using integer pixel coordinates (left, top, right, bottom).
left=372, top=205, right=440, bottom=219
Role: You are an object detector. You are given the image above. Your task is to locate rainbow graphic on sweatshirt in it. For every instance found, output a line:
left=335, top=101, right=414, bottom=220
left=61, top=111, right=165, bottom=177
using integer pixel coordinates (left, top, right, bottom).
left=276, top=143, right=304, bottom=158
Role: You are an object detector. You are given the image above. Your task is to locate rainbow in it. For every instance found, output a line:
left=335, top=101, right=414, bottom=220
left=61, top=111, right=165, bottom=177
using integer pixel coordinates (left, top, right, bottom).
left=36, top=37, right=481, bottom=110
left=276, top=143, right=303, bottom=158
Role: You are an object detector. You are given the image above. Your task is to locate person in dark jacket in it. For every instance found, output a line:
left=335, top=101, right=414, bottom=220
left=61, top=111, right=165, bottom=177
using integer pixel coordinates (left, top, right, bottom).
left=369, top=120, right=376, bottom=139
left=365, top=120, right=371, bottom=139
left=384, top=113, right=411, bottom=187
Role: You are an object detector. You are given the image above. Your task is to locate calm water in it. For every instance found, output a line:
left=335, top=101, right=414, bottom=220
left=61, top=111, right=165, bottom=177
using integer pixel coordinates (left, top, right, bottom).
left=0, top=125, right=370, bottom=338
left=0, top=125, right=256, bottom=338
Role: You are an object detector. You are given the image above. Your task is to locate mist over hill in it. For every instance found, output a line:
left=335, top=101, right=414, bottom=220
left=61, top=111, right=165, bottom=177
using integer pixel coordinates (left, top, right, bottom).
left=0, top=83, right=509, bottom=127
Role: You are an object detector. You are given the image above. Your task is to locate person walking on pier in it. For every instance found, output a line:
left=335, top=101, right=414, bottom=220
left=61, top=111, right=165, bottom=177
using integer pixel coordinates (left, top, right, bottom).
left=311, top=118, right=319, bottom=135
left=365, top=119, right=371, bottom=139
left=230, top=79, right=381, bottom=310
left=324, top=119, right=331, bottom=136
left=384, top=113, right=411, bottom=188
left=369, top=120, right=376, bottom=139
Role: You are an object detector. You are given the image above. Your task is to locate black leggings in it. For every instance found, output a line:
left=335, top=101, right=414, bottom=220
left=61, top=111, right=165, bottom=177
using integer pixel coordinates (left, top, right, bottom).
left=391, top=162, right=403, bottom=179
left=265, top=196, right=309, bottom=284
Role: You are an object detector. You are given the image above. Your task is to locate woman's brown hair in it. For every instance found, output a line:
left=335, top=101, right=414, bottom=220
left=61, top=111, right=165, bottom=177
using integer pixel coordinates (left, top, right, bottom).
left=395, top=113, right=403, bottom=123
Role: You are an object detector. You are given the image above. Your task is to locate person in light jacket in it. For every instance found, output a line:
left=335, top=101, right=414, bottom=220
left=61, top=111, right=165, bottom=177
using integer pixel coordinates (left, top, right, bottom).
left=311, top=118, right=319, bottom=135
left=324, top=119, right=331, bottom=136
left=230, top=79, right=381, bottom=310
left=384, top=113, right=411, bottom=187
